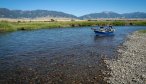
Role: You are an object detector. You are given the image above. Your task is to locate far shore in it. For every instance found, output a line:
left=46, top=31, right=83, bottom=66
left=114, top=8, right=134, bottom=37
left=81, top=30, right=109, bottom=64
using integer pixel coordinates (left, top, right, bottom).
left=0, top=18, right=146, bottom=32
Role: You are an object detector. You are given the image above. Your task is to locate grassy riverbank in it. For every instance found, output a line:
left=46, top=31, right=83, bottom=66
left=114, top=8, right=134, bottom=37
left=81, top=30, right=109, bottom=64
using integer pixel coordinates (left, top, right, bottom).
left=138, top=30, right=146, bottom=33
left=0, top=20, right=146, bottom=32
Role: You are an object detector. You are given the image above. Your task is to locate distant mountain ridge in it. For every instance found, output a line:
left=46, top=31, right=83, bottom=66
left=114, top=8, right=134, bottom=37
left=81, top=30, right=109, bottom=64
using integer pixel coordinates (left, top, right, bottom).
left=0, top=8, right=77, bottom=19
left=0, top=8, right=146, bottom=19
left=80, top=11, right=146, bottom=19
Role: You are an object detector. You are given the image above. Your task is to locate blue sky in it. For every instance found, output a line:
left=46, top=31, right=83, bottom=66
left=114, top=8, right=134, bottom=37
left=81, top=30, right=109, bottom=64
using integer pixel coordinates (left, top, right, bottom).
left=0, top=0, right=146, bottom=16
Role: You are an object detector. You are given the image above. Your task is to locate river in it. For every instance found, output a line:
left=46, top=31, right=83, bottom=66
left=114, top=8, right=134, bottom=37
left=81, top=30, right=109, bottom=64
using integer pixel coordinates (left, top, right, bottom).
left=0, top=26, right=146, bottom=83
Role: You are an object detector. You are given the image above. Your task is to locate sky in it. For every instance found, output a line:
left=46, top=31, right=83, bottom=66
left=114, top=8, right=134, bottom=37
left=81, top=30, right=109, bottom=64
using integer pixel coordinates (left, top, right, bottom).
left=0, top=0, right=146, bottom=16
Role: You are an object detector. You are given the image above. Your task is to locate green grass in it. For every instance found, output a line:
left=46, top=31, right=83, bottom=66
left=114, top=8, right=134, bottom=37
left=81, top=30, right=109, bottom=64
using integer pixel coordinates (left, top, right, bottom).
left=1, top=20, right=146, bottom=32
left=138, top=30, right=146, bottom=33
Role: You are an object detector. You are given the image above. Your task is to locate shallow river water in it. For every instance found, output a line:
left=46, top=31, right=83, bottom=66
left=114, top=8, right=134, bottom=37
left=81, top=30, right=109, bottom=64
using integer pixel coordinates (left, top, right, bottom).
left=0, top=26, right=146, bottom=83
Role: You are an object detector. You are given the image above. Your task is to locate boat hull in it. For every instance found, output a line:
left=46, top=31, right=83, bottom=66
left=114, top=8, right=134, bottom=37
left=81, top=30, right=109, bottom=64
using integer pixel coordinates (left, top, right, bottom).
left=94, top=31, right=114, bottom=36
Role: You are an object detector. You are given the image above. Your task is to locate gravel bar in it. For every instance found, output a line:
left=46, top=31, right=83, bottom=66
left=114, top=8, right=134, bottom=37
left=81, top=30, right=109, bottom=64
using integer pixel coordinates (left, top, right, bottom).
left=105, top=31, right=146, bottom=84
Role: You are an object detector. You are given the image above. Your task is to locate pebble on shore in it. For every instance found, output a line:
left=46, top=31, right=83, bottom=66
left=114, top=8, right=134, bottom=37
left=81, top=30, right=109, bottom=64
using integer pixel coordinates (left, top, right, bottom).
left=104, top=31, right=146, bottom=84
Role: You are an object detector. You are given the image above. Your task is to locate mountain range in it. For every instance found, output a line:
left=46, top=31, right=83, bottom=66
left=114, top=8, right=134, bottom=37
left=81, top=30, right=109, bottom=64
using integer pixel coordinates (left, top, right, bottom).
left=0, top=8, right=77, bottom=19
left=0, top=8, right=146, bottom=19
left=80, top=11, right=146, bottom=19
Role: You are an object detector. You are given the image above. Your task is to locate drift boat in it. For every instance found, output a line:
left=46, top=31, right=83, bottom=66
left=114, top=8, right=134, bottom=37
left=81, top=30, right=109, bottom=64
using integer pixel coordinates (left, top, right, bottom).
left=91, top=26, right=115, bottom=36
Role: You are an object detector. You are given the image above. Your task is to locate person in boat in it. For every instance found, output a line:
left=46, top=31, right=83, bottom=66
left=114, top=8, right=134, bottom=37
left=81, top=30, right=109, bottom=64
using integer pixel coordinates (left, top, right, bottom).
left=109, top=25, right=113, bottom=28
left=99, top=26, right=106, bottom=32
left=108, top=25, right=115, bottom=32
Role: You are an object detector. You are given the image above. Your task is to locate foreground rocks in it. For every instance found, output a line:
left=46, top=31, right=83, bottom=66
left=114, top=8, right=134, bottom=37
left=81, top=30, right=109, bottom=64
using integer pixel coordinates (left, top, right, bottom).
left=105, top=32, right=146, bottom=84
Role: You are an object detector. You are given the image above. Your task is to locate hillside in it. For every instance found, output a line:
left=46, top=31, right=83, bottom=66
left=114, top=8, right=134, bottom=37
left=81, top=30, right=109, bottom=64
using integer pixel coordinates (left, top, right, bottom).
left=0, top=8, right=77, bottom=19
left=0, top=8, right=146, bottom=20
left=80, top=11, right=146, bottom=19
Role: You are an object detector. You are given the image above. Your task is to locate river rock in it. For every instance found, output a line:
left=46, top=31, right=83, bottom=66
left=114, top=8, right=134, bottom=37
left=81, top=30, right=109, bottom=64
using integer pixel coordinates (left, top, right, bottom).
left=105, top=32, right=146, bottom=84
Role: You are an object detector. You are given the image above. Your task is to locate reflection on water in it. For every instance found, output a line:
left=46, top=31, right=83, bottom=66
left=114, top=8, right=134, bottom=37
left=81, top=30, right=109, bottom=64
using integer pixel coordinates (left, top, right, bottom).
left=0, top=26, right=146, bottom=83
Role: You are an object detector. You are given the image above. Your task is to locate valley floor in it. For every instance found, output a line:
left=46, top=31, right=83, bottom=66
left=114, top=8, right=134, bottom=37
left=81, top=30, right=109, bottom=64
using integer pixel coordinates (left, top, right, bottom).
left=0, top=20, right=146, bottom=32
